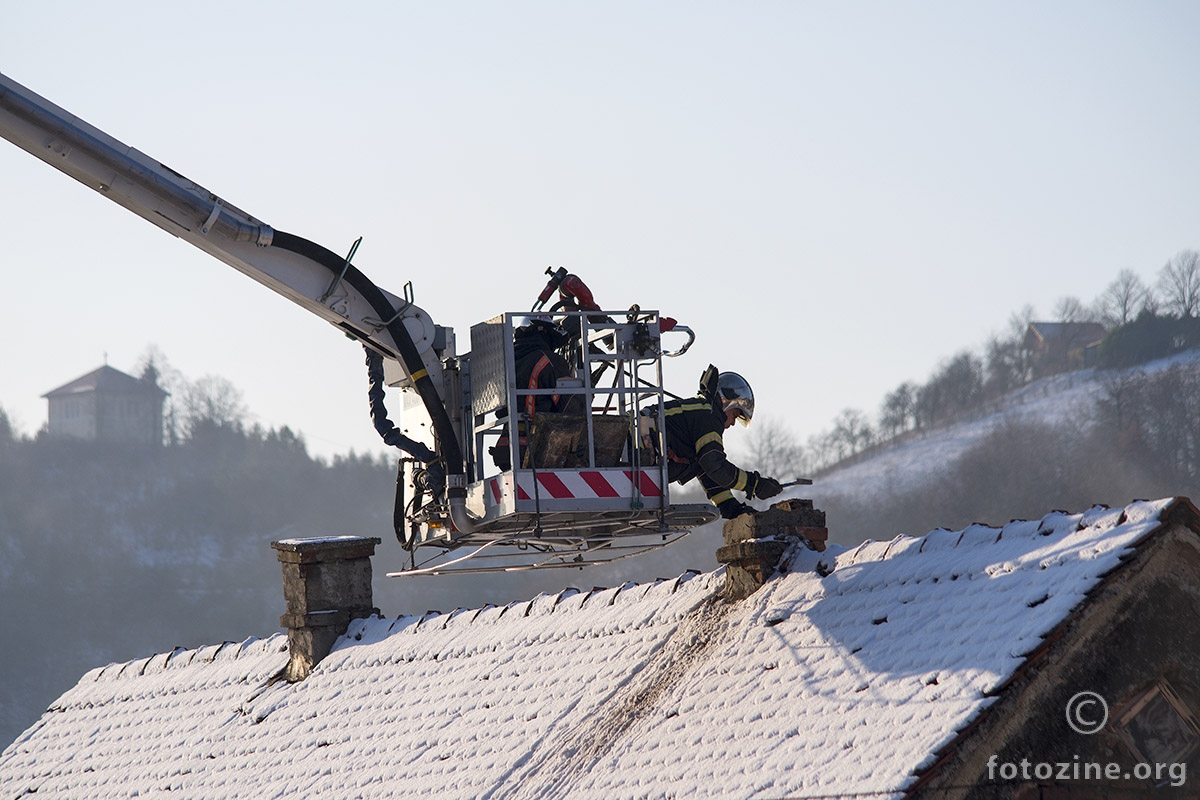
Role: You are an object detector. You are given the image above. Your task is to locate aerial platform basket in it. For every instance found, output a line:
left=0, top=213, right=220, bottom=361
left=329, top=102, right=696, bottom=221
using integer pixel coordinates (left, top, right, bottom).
left=388, top=308, right=718, bottom=576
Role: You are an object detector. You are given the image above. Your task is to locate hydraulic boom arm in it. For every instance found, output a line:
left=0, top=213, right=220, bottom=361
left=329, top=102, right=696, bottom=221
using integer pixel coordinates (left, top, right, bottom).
left=0, top=71, right=463, bottom=474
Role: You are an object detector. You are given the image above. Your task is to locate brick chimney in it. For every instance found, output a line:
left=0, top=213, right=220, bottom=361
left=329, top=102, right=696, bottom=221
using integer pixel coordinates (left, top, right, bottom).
left=716, top=499, right=828, bottom=601
left=271, top=536, right=381, bottom=682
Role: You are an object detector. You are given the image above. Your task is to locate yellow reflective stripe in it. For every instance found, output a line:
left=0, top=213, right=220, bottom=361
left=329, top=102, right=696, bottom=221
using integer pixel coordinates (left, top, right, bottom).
left=733, top=470, right=749, bottom=492
left=665, top=401, right=711, bottom=416
left=410, top=368, right=428, bottom=382
left=695, top=431, right=722, bottom=452
left=710, top=490, right=734, bottom=505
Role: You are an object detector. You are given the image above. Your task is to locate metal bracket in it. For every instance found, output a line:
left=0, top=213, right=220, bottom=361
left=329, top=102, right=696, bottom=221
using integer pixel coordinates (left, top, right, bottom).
left=200, top=197, right=223, bottom=235
left=320, top=236, right=362, bottom=304
left=363, top=280, right=415, bottom=331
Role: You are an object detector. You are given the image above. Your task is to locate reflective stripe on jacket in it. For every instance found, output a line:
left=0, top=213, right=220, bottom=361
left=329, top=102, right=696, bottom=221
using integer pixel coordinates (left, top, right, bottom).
left=661, top=395, right=750, bottom=505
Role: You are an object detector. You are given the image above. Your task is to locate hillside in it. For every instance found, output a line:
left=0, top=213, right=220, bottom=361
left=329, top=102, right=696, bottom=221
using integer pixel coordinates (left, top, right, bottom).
left=808, top=349, right=1200, bottom=543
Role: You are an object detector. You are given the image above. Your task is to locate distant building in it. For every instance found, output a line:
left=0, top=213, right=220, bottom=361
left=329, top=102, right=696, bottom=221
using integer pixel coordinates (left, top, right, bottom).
left=1023, top=321, right=1107, bottom=378
left=42, top=364, right=168, bottom=446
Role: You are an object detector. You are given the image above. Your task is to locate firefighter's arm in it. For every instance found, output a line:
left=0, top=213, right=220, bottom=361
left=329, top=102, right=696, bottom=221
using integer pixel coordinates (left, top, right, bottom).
left=699, top=472, right=753, bottom=520
left=695, top=433, right=782, bottom=501
left=694, top=433, right=751, bottom=495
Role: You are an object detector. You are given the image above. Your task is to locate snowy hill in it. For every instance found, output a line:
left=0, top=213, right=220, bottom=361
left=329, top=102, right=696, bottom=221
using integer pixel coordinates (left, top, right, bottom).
left=810, top=349, right=1200, bottom=503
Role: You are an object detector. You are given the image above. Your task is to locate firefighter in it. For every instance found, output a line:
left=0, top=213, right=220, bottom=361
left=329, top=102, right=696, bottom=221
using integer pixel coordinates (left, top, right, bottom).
left=657, top=366, right=783, bottom=519
left=490, top=316, right=582, bottom=470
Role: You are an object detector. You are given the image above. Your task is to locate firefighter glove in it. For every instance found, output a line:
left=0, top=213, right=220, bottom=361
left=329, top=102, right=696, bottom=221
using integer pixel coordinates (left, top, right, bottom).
left=744, top=472, right=782, bottom=496
left=718, top=498, right=755, bottom=520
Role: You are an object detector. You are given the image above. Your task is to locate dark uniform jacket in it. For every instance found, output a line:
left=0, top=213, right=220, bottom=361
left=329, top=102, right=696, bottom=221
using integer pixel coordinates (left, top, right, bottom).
left=491, top=331, right=579, bottom=470
left=660, top=394, right=753, bottom=509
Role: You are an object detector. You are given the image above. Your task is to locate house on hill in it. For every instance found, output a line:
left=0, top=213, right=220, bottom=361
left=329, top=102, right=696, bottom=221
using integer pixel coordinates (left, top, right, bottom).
left=1023, top=321, right=1108, bottom=378
left=2, top=498, right=1199, bottom=798
left=42, top=363, right=167, bottom=445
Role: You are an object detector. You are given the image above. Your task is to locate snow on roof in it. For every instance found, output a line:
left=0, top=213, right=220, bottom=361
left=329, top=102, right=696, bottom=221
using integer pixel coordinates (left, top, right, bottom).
left=0, top=498, right=1179, bottom=800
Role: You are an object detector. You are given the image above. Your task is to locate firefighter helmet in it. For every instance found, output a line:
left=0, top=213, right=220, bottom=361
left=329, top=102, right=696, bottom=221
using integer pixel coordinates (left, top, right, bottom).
left=515, top=315, right=570, bottom=349
left=717, top=371, right=754, bottom=426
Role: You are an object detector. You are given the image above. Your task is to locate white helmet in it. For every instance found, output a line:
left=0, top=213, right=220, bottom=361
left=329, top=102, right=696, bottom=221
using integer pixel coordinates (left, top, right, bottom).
left=717, top=372, right=754, bottom=426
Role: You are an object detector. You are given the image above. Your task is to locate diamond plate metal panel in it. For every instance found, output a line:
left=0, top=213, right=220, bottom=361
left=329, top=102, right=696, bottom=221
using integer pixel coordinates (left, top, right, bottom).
left=470, top=314, right=509, bottom=420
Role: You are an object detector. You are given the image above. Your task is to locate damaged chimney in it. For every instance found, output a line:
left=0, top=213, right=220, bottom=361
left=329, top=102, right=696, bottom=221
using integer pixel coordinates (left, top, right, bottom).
left=271, top=536, right=381, bottom=682
left=717, top=499, right=828, bottom=601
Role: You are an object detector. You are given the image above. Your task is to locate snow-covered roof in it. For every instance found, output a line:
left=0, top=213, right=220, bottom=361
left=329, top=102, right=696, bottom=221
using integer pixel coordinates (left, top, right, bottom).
left=0, top=498, right=1187, bottom=799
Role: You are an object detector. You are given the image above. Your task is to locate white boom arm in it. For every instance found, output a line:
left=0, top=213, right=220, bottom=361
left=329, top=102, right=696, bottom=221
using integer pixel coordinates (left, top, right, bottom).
left=0, top=71, right=466, bottom=474
left=0, top=72, right=444, bottom=393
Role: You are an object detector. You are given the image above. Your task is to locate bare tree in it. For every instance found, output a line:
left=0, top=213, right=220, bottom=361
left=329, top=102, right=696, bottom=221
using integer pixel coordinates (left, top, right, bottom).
left=983, top=334, right=1026, bottom=399
left=1005, top=304, right=1037, bottom=384
left=1157, top=249, right=1200, bottom=318
left=916, top=352, right=983, bottom=427
left=805, top=429, right=837, bottom=472
left=1054, top=295, right=1092, bottom=323
left=1096, top=269, right=1150, bottom=327
left=830, top=408, right=874, bottom=461
left=742, top=416, right=808, bottom=479
left=879, top=382, right=917, bottom=439
left=1008, top=304, right=1037, bottom=340
left=180, top=375, right=248, bottom=438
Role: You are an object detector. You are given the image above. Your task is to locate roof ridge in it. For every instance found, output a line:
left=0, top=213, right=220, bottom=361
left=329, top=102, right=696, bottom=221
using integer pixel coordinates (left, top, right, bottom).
left=835, top=498, right=1178, bottom=573
left=337, top=570, right=718, bottom=649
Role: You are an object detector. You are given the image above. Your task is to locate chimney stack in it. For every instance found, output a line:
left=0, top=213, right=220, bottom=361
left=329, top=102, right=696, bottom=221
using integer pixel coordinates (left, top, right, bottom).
left=271, top=536, right=381, bottom=682
left=717, top=499, right=828, bottom=601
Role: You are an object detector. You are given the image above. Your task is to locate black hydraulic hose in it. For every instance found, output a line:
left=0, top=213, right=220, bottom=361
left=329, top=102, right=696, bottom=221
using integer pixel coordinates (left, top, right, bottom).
left=269, top=230, right=465, bottom=476
left=363, top=345, right=436, bottom=462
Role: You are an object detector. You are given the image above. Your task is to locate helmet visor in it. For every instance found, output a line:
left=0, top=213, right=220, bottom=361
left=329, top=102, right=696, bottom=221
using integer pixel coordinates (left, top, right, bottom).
left=717, top=371, right=754, bottom=426
left=728, top=401, right=752, bottom=427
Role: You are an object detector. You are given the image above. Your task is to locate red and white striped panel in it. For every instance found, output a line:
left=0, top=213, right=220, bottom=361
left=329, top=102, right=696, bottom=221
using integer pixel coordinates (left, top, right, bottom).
left=486, top=469, right=663, bottom=505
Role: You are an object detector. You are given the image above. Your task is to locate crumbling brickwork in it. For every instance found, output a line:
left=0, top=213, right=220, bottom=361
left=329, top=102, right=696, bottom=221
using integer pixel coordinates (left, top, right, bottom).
left=716, top=499, right=828, bottom=600
left=271, top=536, right=381, bottom=682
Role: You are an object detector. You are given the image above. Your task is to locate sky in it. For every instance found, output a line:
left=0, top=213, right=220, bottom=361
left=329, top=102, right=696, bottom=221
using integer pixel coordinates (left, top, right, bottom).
left=2, top=1, right=1198, bottom=462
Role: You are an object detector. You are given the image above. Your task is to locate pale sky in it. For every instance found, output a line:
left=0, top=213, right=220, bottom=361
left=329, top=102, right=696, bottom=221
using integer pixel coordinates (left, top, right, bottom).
left=2, top=1, right=1198, bottom=462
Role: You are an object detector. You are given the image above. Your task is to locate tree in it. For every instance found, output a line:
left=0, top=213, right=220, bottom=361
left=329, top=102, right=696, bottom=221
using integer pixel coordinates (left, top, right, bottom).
left=1054, top=295, right=1091, bottom=323
left=916, top=352, right=983, bottom=428
left=830, top=408, right=874, bottom=461
left=1129, top=364, right=1200, bottom=484
left=742, top=417, right=808, bottom=478
left=179, top=375, right=248, bottom=438
left=1005, top=304, right=1037, bottom=383
left=1008, top=304, right=1036, bottom=338
left=1157, top=249, right=1200, bottom=318
left=138, top=345, right=187, bottom=444
left=805, top=429, right=837, bottom=472
left=879, top=382, right=917, bottom=439
left=942, top=352, right=984, bottom=414
left=1096, top=269, right=1150, bottom=327
left=1092, top=363, right=1200, bottom=488
left=983, top=334, right=1026, bottom=400
left=1098, top=309, right=1177, bottom=368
